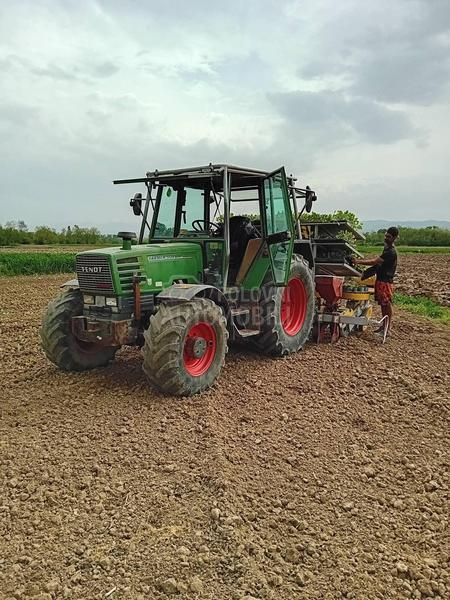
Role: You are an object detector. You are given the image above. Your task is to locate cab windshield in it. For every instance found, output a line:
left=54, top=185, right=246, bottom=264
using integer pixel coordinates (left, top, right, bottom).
left=153, top=185, right=217, bottom=238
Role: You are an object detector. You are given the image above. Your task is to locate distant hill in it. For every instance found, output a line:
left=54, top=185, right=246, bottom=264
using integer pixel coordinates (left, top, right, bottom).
left=363, top=220, right=450, bottom=232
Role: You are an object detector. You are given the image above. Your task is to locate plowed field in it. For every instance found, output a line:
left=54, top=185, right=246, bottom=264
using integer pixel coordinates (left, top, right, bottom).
left=394, top=254, right=450, bottom=307
left=0, top=275, right=449, bottom=600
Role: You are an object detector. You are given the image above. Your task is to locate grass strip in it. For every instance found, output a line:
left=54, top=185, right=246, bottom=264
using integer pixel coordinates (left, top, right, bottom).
left=358, top=245, right=450, bottom=254
left=394, top=293, right=450, bottom=325
left=0, top=252, right=76, bottom=276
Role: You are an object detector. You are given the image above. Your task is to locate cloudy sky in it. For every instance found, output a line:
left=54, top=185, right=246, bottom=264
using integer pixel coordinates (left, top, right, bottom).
left=0, top=0, right=449, bottom=230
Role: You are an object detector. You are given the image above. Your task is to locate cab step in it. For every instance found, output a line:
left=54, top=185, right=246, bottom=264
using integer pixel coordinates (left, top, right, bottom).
left=230, top=307, right=250, bottom=317
left=237, top=328, right=260, bottom=338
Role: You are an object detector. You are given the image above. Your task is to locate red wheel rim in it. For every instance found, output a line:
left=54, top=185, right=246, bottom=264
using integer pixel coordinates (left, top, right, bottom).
left=183, top=322, right=217, bottom=376
left=281, top=277, right=307, bottom=336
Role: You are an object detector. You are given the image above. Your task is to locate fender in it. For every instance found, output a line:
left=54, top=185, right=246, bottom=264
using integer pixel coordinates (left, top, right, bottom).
left=60, top=279, right=79, bottom=290
left=157, top=284, right=229, bottom=314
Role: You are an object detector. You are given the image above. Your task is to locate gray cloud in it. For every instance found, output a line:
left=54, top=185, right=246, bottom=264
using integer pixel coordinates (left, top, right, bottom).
left=298, top=0, right=450, bottom=106
left=138, top=58, right=214, bottom=82
left=352, top=43, right=450, bottom=106
left=0, top=54, right=119, bottom=83
left=268, top=91, right=417, bottom=145
left=0, top=102, right=39, bottom=127
left=0, top=54, right=85, bottom=82
left=89, top=61, right=120, bottom=78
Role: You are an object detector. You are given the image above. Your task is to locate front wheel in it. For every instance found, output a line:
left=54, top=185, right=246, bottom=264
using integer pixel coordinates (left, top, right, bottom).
left=40, top=289, right=117, bottom=371
left=253, top=255, right=315, bottom=356
left=142, top=298, right=228, bottom=396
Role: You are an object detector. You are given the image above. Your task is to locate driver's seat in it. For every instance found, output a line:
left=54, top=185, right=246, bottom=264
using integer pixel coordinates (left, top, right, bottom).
left=228, top=216, right=258, bottom=283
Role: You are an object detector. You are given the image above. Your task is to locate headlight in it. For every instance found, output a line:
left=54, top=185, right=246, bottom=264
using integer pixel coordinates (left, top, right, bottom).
left=105, top=297, right=118, bottom=307
left=84, top=294, right=95, bottom=305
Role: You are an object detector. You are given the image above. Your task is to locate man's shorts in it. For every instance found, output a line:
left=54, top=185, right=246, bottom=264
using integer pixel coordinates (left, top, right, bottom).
left=375, top=281, right=394, bottom=305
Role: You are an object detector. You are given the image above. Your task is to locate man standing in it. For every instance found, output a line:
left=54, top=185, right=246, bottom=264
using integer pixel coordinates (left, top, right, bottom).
left=353, top=227, right=399, bottom=335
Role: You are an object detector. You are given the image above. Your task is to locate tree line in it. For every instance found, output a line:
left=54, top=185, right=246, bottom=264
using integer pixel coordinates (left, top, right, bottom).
left=364, top=226, right=450, bottom=246
left=0, top=221, right=118, bottom=246
left=1, top=217, right=449, bottom=247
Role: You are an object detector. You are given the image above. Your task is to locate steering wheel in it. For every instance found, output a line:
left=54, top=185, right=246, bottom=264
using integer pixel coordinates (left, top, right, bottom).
left=191, top=220, right=222, bottom=235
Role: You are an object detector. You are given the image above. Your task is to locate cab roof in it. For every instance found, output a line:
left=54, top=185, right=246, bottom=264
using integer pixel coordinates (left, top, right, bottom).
left=114, top=164, right=279, bottom=191
left=113, top=164, right=314, bottom=199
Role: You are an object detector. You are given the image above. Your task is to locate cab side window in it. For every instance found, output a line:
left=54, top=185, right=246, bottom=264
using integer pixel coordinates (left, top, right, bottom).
left=154, top=188, right=177, bottom=237
left=182, top=188, right=205, bottom=231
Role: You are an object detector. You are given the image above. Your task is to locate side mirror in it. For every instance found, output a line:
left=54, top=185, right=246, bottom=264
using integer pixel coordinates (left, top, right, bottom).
left=305, top=187, right=316, bottom=213
left=130, top=192, right=142, bottom=216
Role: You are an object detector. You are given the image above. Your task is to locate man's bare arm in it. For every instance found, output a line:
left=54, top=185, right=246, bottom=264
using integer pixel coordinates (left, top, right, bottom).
left=353, top=256, right=383, bottom=266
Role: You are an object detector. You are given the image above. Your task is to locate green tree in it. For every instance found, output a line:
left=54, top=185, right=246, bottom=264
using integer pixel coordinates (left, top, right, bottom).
left=34, top=226, right=60, bottom=245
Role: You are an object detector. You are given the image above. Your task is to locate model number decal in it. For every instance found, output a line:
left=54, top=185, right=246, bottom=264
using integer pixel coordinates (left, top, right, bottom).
left=148, top=255, right=191, bottom=262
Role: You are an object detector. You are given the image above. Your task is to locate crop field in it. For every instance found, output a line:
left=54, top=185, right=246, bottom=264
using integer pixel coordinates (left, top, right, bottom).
left=0, top=244, right=109, bottom=253
left=0, top=252, right=76, bottom=276
left=0, top=265, right=449, bottom=599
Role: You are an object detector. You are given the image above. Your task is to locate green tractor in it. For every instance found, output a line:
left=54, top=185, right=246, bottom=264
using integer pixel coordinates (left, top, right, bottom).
left=41, top=164, right=318, bottom=395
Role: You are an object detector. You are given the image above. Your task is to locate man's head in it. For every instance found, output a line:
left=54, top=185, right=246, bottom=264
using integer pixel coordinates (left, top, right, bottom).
left=384, top=226, right=399, bottom=245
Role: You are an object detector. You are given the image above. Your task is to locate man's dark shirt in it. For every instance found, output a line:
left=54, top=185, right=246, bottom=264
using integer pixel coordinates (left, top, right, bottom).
left=377, top=245, right=397, bottom=283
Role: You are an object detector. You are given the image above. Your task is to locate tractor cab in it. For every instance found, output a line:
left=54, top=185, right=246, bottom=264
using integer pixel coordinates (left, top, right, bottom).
left=117, top=164, right=317, bottom=291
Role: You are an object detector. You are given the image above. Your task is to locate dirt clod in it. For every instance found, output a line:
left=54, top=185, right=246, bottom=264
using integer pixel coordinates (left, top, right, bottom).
left=424, top=480, right=439, bottom=492
left=211, top=507, right=221, bottom=520
left=188, top=576, right=203, bottom=593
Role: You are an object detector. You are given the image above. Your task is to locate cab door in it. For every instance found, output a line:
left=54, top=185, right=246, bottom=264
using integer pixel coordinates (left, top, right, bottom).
left=263, top=167, right=294, bottom=286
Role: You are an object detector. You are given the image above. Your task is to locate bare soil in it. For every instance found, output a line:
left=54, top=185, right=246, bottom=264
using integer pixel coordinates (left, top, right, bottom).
left=0, top=275, right=449, bottom=600
left=382, top=253, right=449, bottom=307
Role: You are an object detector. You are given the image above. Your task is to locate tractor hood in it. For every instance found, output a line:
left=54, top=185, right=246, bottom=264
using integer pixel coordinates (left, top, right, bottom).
left=76, top=242, right=203, bottom=295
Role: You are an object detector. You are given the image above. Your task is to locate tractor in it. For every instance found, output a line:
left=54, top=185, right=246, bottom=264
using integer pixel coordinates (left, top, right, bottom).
left=41, top=164, right=368, bottom=396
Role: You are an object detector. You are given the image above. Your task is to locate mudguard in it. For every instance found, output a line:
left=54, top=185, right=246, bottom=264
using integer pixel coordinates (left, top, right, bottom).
left=60, top=279, right=79, bottom=290
left=156, top=284, right=229, bottom=313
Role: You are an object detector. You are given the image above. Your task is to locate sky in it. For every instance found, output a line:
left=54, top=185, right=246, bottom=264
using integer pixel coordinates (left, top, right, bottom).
left=0, top=0, right=449, bottom=231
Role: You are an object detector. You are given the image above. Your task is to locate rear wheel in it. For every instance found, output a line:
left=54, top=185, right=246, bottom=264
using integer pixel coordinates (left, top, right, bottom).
left=253, top=255, right=315, bottom=356
left=142, top=298, right=228, bottom=395
left=40, top=289, right=117, bottom=371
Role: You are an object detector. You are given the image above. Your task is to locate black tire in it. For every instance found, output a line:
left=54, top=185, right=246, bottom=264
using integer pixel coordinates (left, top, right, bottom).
left=40, top=289, right=117, bottom=371
left=142, top=298, right=228, bottom=396
left=252, top=255, right=315, bottom=356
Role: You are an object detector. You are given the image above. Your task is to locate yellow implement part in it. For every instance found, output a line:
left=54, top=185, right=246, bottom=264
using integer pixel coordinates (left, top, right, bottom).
left=360, top=275, right=376, bottom=286
left=342, top=291, right=371, bottom=301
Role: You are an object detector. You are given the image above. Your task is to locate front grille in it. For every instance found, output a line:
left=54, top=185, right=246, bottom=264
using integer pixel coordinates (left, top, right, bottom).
left=116, top=256, right=144, bottom=293
left=76, top=254, right=114, bottom=293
